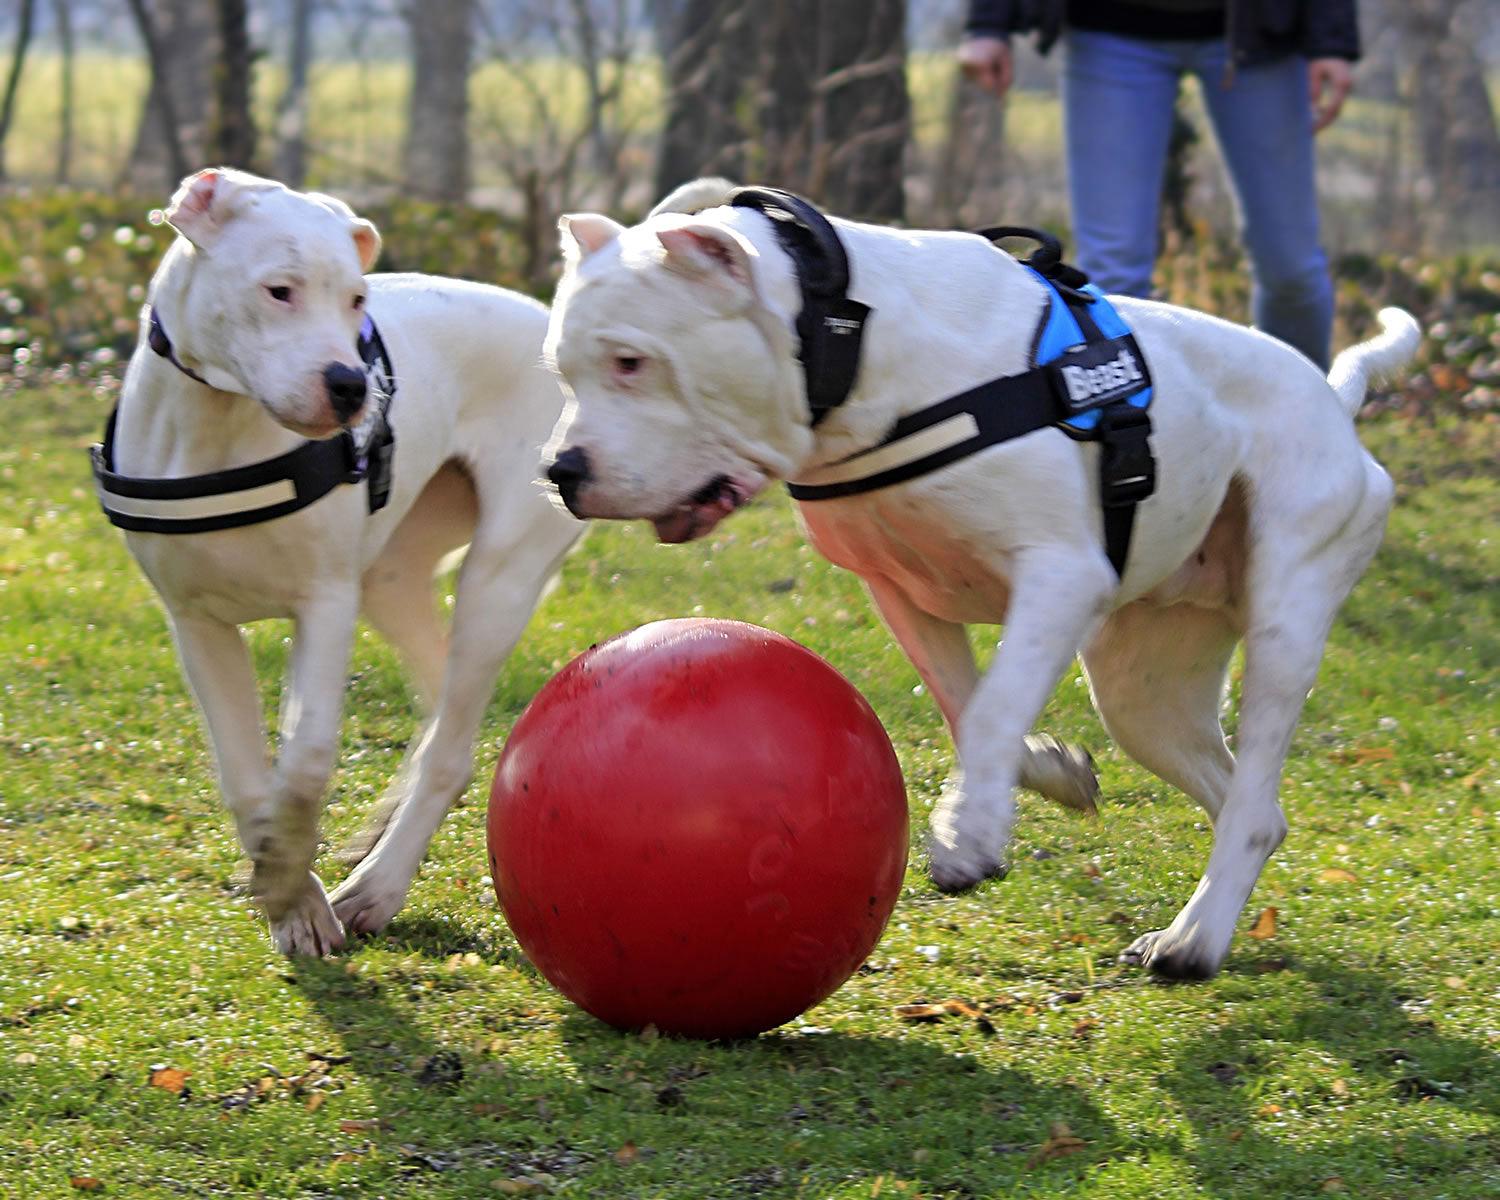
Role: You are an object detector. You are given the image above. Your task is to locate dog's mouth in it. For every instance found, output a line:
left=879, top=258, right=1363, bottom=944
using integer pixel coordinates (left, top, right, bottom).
left=651, top=474, right=759, bottom=543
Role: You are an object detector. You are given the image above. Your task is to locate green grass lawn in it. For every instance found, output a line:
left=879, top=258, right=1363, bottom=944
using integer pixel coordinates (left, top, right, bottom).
left=0, top=380, right=1495, bottom=1198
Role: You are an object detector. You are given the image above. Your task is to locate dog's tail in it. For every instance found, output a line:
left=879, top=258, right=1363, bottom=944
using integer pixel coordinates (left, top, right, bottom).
left=1328, top=307, right=1422, bottom=419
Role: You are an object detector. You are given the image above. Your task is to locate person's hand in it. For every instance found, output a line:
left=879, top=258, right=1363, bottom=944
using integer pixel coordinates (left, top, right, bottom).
left=1308, top=57, right=1353, bottom=132
left=958, top=35, right=1014, bottom=99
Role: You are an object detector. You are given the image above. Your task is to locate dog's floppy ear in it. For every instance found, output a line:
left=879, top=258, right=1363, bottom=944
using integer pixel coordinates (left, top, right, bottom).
left=350, top=218, right=382, bottom=272
left=656, top=221, right=756, bottom=292
left=559, top=213, right=625, bottom=264
left=163, top=167, right=261, bottom=249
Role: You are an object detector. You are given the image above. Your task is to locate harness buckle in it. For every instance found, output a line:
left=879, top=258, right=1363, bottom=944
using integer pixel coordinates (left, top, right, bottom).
left=1097, top=403, right=1155, bottom=508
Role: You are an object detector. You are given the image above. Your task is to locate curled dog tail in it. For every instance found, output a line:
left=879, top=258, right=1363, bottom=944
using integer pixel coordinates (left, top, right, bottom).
left=1328, top=307, right=1422, bottom=419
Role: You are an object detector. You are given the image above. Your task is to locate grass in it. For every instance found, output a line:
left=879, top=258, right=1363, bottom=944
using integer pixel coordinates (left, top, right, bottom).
left=0, top=363, right=1495, bottom=1198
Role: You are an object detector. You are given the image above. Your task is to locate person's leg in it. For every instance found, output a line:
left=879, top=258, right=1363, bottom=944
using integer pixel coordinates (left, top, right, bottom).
left=1193, top=47, right=1334, bottom=367
left=1062, top=31, right=1183, bottom=297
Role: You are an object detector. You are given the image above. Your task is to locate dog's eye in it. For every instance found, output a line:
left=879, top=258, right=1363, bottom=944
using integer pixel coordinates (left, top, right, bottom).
left=352, top=294, right=366, bottom=311
left=266, top=285, right=293, bottom=303
left=613, top=354, right=643, bottom=376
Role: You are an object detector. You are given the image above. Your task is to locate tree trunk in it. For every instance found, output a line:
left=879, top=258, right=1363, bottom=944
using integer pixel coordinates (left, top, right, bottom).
left=124, top=0, right=214, bottom=192
left=754, top=0, right=909, bottom=219
left=273, top=0, right=314, bottom=186
left=212, top=0, right=255, bottom=169
left=815, top=0, right=908, bottom=220
left=1402, top=0, right=1500, bottom=245
left=402, top=0, right=474, bottom=204
left=51, top=0, right=73, bottom=185
left=651, top=0, right=746, bottom=195
left=0, top=0, right=37, bottom=184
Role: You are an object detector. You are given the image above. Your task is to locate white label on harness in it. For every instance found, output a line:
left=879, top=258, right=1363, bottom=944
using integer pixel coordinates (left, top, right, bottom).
left=1059, top=349, right=1142, bottom=406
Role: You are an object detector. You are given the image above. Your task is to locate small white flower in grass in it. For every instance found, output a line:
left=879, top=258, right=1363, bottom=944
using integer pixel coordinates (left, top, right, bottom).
left=916, top=944, right=941, bottom=963
left=64, top=246, right=85, bottom=265
left=113, top=226, right=135, bottom=245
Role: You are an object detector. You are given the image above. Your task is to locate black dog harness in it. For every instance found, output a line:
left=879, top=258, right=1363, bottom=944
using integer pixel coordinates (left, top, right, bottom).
left=730, top=188, right=1156, bottom=578
left=91, top=311, right=397, bottom=534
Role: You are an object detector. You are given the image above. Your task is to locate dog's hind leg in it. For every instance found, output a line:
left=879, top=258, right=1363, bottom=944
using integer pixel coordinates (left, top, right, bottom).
left=331, top=495, right=582, bottom=935
left=340, top=463, right=480, bottom=867
left=1082, top=601, right=1239, bottom=825
left=867, top=576, right=1099, bottom=815
left=170, top=611, right=347, bottom=957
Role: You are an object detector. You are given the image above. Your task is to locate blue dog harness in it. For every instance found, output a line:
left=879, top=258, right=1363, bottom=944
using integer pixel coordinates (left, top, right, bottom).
left=90, top=311, right=397, bottom=535
left=730, top=189, right=1156, bottom=578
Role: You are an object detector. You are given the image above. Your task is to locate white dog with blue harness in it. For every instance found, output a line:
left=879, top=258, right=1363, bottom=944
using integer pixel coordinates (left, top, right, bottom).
left=542, top=181, right=1419, bottom=980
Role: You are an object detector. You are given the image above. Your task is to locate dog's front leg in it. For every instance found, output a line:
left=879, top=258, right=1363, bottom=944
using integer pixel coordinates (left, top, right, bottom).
left=254, top=586, right=360, bottom=954
left=927, top=547, right=1115, bottom=892
left=169, top=612, right=344, bottom=955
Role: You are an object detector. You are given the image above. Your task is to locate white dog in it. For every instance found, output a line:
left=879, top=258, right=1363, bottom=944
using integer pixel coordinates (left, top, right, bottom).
left=540, top=180, right=1419, bottom=980
left=95, top=168, right=582, bottom=955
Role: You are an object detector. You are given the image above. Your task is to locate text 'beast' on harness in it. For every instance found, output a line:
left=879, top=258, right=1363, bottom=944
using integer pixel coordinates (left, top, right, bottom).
left=729, top=187, right=1157, bottom=579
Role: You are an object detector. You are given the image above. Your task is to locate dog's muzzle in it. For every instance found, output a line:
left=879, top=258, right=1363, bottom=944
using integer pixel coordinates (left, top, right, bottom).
left=546, top=446, right=591, bottom=514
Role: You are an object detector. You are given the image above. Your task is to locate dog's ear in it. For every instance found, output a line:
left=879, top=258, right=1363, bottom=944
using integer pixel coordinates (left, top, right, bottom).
left=163, top=167, right=258, bottom=248
left=559, top=213, right=625, bottom=264
left=350, top=217, right=382, bottom=272
left=656, top=222, right=756, bottom=292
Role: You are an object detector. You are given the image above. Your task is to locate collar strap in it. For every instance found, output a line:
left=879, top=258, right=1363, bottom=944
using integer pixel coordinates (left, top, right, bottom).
left=91, top=313, right=397, bottom=534
left=728, top=186, right=872, bottom=427
left=148, top=308, right=215, bottom=387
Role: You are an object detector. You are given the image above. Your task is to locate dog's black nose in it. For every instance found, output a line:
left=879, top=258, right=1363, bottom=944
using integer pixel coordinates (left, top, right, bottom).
left=546, top=446, right=591, bottom=511
left=323, top=362, right=367, bottom=423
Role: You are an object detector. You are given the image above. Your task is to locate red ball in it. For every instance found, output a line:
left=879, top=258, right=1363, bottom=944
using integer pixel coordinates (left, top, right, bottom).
left=488, top=618, right=908, bottom=1038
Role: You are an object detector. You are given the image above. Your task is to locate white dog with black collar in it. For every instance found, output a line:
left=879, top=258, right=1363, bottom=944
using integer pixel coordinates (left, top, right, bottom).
left=105, top=168, right=581, bottom=955
left=541, top=179, right=1418, bottom=980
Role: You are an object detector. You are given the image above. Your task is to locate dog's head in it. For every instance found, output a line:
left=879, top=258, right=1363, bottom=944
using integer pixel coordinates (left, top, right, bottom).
left=542, top=187, right=816, bottom=543
left=150, top=168, right=383, bottom=438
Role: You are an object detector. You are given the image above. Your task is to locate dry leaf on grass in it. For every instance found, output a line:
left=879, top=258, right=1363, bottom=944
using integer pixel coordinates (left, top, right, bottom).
left=1247, top=906, right=1278, bottom=940
left=613, top=1141, right=640, bottom=1166
left=1071, top=1018, right=1099, bottom=1040
left=1318, top=868, right=1359, bottom=885
left=305, top=1093, right=326, bottom=1113
left=338, top=1118, right=385, bottom=1134
left=147, top=1066, right=189, bottom=1094
left=68, top=1178, right=103, bottom=1192
left=1027, top=1121, right=1087, bottom=1167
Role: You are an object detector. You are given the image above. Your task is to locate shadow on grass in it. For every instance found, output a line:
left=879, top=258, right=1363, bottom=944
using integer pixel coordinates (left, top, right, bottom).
left=292, top=935, right=1131, bottom=1197
left=1162, top=957, right=1500, bottom=1197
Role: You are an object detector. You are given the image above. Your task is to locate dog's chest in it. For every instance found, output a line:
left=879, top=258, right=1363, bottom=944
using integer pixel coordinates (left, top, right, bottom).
left=799, top=499, right=1013, bottom=626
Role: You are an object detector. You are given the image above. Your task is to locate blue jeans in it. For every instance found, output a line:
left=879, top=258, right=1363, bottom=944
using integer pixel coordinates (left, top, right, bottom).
left=1062, top=30, right=1333, bottom=368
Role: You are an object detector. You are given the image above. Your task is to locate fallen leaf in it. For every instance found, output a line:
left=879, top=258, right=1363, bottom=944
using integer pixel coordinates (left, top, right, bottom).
left=1318, top=868, right=1359, bottom=885
left=894, top=1003, right=948, bottom=1022
left=338, top=1118, right=385, bottom=1134
left=305, top=1093, right=326, bottom=1112
left=14, top=1052, right=37, bottom=1066
left=1321, top=1178, right=1346, bottom=1192
left=941, top=999, right=981, bottom=1018
left=1442, top=976, right=1466, bottom=990
left=1257, top=1103, right=1282, bottom=1117
left=148, top=1066, right=190, bottom=1094
left=1247, top=906, right=1278, bottom=940
left=68, top=1178, right=103, bottom=1192
left=1071, top=1018, right=1099, bottom=1040
left=613, top=1141, right=640, bottom=1166
left=1227, top=1129, right=1244, bottom=1143
left=1081, top=863, right=1101, bottom=879
left=1331, top=1078, right=1349, bottom=1097
left=1027, top=1120, right=1087, bottom=1167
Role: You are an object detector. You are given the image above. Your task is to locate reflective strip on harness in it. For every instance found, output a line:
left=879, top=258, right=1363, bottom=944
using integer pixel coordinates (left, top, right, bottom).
left=91, top=312, right=398, bottom=535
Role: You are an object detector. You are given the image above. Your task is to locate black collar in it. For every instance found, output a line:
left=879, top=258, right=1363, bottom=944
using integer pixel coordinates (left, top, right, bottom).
left=147, top=308, right=214, bottom=387
left=91, top=313, right=398, bottom=533
left=728, top=187, right=872, bottom=426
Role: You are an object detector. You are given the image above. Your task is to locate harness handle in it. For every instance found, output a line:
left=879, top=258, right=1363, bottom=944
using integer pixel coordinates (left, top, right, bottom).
left=730, top=187, right=851, bottom=299
left=975, top=225, right=1093, bottom=294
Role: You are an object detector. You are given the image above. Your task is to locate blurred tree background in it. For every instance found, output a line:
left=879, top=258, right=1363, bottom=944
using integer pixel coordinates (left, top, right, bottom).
left=0, top=0, right=1496, bottom=407
left=0, top=0, right=1494, bottom=257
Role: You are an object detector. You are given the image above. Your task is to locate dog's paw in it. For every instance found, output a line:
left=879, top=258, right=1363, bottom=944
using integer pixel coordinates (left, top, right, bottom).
left=1118, top=928, right=1219, bottom=981
left=329, top=861, right=411, bottom=935
left=268, top=872, right=346, bottom=957
left=1020, top=734, right=1099, bottom=815
left=926, top=834, right=1008, bottom=894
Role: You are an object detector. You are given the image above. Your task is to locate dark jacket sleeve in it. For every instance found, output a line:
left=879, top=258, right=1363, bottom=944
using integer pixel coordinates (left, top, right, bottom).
left=964, top=0, right=1064, bottom=51
left=964, top=0, right=1018, bottom=38
left=1301, top=0, right=1360, bottom=60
